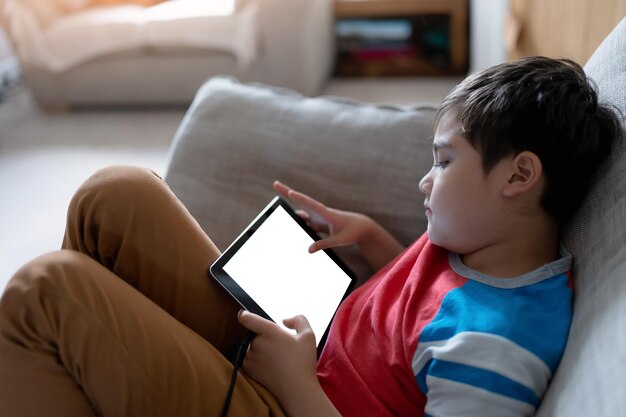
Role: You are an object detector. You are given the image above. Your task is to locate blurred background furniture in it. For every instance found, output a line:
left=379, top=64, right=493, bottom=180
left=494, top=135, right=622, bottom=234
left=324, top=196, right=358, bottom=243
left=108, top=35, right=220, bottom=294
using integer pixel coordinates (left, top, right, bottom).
left=506, top=0, right=625, bottom=64
left=0, top=0, right=335, bottom=107
left=334, top=0, right=469, bottom=77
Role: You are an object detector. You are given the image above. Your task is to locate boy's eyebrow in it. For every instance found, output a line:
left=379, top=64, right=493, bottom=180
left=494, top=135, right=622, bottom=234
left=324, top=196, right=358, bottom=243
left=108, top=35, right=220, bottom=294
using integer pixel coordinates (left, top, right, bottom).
left=433, top=141, right=453, bottom=151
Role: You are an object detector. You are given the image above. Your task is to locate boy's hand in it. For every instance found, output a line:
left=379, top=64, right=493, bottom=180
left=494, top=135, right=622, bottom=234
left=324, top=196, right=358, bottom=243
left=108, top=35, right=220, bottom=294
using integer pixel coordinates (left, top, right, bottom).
left=237, top=310, right=319, bottom=406
left=273, top=181, right=406, bottom=271
left=273, top=181, right=372, bottom=253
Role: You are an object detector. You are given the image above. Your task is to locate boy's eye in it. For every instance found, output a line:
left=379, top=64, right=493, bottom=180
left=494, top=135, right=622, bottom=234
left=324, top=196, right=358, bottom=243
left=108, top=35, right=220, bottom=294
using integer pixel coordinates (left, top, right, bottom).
left=434, top=160, right=449, bottom=169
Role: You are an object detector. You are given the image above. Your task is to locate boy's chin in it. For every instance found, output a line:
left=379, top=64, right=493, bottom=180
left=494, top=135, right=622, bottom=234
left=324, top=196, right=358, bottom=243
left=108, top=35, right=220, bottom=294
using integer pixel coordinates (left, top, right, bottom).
left=427, top=228, right=461, bottom=253
left=428, top=228, right=482, bottom=256
left=426, top=227, right=446, bottom=249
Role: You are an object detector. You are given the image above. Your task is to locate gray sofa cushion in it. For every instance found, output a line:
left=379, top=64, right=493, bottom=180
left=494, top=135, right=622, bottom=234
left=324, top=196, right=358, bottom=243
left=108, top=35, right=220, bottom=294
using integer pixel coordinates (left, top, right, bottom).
left=537, top=18, right=626, bottom=417
left=165, top=77, right=436, bottom=280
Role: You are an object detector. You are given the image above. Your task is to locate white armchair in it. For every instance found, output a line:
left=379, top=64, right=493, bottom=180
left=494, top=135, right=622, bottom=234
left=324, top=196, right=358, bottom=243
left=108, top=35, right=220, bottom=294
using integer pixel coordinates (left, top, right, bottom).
left=0, top=0, right=335, bottom=107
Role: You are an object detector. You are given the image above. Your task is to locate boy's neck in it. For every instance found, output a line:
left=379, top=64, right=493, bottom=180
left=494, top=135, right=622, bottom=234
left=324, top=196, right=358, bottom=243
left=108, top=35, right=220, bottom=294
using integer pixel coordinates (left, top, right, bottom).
left=460, top=215, right=560, bottom=279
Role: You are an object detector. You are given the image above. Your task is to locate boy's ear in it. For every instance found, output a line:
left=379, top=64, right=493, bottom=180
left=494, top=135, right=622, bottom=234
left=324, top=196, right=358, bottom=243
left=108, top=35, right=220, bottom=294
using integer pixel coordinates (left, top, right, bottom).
left=501, top=151, right=543, bottom=197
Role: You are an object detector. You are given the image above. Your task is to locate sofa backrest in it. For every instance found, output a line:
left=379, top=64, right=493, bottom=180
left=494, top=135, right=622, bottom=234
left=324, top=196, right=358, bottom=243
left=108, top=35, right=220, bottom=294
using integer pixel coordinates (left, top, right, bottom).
left=164, top=78, right=436, bottom=282
left=536, top=17, right=626, bottom=417
left=1, top=0, right=77, bottom=29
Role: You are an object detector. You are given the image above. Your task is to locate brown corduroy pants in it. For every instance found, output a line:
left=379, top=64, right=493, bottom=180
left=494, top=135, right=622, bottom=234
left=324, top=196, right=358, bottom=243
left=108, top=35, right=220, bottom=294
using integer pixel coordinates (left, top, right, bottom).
left=0, top=165, right=285, bottom=417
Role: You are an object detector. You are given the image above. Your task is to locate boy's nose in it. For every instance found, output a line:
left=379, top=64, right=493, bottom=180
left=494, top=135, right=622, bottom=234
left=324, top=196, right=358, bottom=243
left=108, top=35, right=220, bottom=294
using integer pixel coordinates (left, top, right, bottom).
left=419, top=173, right=432, bottom=195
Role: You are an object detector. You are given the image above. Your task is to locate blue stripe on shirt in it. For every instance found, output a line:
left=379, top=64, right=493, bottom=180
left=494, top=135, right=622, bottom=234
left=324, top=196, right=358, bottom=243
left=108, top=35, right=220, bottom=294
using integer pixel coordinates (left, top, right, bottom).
left=427, top=359, right=541, bottom=406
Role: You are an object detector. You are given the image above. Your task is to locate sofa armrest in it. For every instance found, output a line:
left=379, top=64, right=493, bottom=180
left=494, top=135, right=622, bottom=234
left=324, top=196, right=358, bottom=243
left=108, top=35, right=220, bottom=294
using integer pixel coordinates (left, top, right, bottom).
left=164, top=77, right=436, bottom=281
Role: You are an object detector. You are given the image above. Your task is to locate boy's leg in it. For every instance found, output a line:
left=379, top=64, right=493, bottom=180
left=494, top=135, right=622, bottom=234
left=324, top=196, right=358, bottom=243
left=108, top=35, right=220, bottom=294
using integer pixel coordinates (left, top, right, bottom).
left=0, top=251, right=283, bottom=417
left=62, top=165, right=245, bottom=355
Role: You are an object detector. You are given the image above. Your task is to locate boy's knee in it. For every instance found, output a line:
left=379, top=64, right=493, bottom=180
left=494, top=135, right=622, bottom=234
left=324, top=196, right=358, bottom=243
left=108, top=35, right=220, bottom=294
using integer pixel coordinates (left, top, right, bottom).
left=92, top=165, right=162, bottom=183
left=0, top=250, right=104, bottom=350
left=74, top=165, right=162, bottom=201
left=67, top=165, right=165, bottom=222
left=0, top=250, right=89, bottom=320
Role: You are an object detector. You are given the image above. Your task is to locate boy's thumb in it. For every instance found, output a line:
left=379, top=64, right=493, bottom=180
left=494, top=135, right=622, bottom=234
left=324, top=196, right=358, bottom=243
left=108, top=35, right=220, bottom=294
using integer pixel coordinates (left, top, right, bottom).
left=284, top=314, right=313, bottom=334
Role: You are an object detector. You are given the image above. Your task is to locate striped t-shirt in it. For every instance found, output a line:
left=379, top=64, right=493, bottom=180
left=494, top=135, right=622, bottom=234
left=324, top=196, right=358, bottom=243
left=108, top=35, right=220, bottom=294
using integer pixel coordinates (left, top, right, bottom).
left=317, top=233, right=573, bottom=417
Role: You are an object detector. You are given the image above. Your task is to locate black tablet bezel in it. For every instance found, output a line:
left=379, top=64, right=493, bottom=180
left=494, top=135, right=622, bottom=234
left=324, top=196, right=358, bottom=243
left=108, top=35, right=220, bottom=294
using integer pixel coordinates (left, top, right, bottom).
left=209, top=196, right=356, bottom=355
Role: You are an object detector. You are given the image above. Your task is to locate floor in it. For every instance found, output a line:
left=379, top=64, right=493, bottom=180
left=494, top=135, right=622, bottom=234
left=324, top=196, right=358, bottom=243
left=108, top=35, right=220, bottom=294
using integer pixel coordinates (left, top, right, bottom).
left=0, top=76, right=460, bottom=291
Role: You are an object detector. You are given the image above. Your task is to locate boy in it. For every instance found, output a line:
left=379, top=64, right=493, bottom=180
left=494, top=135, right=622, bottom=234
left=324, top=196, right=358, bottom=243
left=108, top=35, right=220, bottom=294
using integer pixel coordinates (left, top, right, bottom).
left=0, top=57, right=621, bottom=417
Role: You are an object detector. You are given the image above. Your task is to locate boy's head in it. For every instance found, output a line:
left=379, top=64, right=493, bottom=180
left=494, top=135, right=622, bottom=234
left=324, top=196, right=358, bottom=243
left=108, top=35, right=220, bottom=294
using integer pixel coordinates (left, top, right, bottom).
left=434, top=56, right=622, bottom=226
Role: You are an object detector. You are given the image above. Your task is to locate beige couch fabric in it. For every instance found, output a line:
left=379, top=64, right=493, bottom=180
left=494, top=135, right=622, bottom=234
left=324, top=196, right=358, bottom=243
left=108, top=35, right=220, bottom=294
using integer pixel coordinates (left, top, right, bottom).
left=4, top=0, right=259, bottom=72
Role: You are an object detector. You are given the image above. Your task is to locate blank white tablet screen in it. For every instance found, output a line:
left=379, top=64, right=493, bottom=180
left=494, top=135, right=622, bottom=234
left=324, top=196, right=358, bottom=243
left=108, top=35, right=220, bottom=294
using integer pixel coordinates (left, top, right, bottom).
left=223, top=205, right=352, bottom=346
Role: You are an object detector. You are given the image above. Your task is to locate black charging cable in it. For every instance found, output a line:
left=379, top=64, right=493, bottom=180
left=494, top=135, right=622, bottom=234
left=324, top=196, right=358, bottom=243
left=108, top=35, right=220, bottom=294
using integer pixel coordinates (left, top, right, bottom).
left=219, top=331, right=256, bottom=417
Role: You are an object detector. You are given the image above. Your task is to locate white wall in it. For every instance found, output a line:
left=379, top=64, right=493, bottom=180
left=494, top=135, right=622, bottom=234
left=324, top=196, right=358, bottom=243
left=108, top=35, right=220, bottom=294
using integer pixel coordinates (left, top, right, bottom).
left=470, top=0, right=508, bottom=74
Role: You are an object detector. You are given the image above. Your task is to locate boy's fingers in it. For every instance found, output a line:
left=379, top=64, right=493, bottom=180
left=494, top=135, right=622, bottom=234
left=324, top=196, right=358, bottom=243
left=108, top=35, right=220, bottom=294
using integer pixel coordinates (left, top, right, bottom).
left=238, top=310, right=276, bottom=335
left=289, top=191, right=330, bottom=219
left=273, top=183, right=332, bottom=224
left=309, top=236, right=346, bottom=253
left=274, top=182, right=321, bottom=217
left=283, top=314, right=313, bottom=334
left=293, top=315, right=313, bottom=334
left=288, top=190, right=318, bottom=207
left=295, top=209, right=310, bottom=221
left=273, top=180, right=291, bottom=197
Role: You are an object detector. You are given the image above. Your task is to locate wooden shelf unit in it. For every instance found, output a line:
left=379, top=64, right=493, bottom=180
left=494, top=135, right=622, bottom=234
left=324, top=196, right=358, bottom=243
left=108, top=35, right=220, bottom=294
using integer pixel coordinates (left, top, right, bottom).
left=334, top=0, right=469, bottom=76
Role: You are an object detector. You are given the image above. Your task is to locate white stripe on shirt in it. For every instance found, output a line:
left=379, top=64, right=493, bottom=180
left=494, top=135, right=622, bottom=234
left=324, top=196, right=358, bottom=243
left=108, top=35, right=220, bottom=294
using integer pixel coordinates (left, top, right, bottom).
left=412, top=331, right=551, bottom=397
left=425, top=375, right=536, bottom=417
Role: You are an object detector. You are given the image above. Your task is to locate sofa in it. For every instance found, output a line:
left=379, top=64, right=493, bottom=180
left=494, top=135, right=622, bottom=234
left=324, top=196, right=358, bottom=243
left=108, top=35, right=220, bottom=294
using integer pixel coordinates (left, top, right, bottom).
left=0, top=0, right=335, bottom=107
left=164, top=17, right=626, bottom=416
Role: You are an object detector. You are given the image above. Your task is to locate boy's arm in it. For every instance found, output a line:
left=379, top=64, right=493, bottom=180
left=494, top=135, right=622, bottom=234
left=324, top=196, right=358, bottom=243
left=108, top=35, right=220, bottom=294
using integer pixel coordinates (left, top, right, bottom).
left=274, top=181, right=405, bottom=272
left=354, top=215, right=406, bottom=272
left=237, top=311, right=343, bottom=417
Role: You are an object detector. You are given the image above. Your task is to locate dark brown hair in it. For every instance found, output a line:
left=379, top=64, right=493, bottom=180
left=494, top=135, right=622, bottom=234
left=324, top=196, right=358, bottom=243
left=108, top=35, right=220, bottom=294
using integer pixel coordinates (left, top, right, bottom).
left=436, top=56, right=622, bottom=225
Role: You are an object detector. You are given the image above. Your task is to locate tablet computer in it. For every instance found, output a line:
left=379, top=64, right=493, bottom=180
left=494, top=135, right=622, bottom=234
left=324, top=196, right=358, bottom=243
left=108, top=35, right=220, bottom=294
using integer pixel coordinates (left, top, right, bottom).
left=210, top=196, right=356, bottom=353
